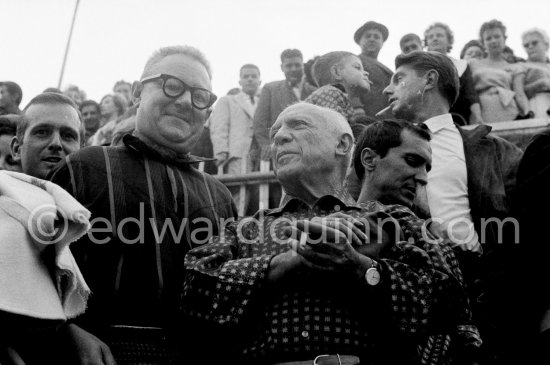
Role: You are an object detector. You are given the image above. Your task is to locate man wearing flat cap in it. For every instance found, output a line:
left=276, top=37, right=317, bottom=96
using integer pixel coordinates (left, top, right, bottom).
left=354, top=21, right=393, bottom=118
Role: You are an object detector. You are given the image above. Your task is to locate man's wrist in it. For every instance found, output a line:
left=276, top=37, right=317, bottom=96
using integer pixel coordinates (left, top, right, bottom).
left=355, top=254, right=374, bottom=281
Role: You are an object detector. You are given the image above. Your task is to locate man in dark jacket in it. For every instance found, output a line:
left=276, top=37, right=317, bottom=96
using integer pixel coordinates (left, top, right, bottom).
left=252, top=49, right=316, bottom=208
left=382, top=50, right=523, bottom=364
left=354, top=21, right=393, bottom=118
left=253, top=49, right=316, bottom=162
left=49, top=45, right=237, bottom=364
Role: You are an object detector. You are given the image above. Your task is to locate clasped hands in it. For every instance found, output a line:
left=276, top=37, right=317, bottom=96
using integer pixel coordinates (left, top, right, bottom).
left=267, top=211, right=399, bottom=283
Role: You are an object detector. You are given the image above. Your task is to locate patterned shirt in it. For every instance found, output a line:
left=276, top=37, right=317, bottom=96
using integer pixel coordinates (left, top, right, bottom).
left=183, top=192, right=480, bottom=363
left=305, top=84, right=354, bottom=121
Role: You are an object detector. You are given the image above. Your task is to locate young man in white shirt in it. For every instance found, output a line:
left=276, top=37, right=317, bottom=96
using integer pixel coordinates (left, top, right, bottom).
left=383, top=50, right=524, bottom=364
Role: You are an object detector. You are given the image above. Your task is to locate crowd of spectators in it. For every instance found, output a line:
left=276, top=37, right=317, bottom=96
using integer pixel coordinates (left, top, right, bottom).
left=0, top=17, right=549, bottom=365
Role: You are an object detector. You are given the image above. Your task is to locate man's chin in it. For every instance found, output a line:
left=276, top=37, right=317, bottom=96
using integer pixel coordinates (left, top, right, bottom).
left=273, top=164, right=298, bottom=179
left=397, top=195, right=414, bottom=208
left=32, top=165, right=51, bottom=180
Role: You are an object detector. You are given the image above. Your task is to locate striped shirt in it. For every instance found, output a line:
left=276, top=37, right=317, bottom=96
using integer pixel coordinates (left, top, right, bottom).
left=48, top=134, right=237, bottom=330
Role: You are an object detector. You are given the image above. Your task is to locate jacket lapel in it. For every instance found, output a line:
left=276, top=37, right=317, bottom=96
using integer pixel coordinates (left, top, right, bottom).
left=458, top=125, right=496, bottom=224
left=234, top=92, right=255, bottom=119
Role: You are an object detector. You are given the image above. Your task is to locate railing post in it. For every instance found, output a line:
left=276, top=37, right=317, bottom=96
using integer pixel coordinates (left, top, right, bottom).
left=259, top=160, right=270, bottom=210
left=237, top=159, right=247, bottom=216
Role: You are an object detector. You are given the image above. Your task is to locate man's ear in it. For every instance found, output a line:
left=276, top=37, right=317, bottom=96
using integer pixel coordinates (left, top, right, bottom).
left=205, top=107, right=213, bottom=121
left=132, top=81, right=143, bottom=105
left=336, top=133, right=354, bottom=157
left=360, top=147, right=378, bottom=172
left=10, top=135, right=22, bottom=162
left=424, top=69, right=440, bottom=91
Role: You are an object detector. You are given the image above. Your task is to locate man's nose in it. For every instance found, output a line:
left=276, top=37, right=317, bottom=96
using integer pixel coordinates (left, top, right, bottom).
left=415, top=167, right=428, bottom=186
left=272, top=129, right=291, bottom=145
left=48, top=132, right=63, bottom=151
left=174, top=89, right=193, bottom=106
left=383, top=84, right=392, bottom=95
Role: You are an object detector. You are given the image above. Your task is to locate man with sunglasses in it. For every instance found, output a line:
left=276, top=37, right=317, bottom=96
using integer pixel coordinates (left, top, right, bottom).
left=48, top=46, right=237, bottom=364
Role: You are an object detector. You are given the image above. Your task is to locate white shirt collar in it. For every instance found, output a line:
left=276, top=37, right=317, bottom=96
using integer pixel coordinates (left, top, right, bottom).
left=423, top=113, right=454, bottom=134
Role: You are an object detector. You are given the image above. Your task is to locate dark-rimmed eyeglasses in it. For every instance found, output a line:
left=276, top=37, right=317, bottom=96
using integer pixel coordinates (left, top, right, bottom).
left=140, top=73, right=217, bottom=110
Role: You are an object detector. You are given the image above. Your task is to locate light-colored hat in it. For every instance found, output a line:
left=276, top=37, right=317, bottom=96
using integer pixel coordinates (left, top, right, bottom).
left=0, top=171, right=91, bottom=320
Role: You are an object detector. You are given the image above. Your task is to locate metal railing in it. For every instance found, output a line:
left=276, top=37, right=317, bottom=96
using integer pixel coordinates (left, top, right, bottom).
left=198, top=118, right=550, bottom=217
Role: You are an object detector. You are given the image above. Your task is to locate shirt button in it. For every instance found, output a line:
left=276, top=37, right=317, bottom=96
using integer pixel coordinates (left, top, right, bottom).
left=301, top=330, right=309, bottom=338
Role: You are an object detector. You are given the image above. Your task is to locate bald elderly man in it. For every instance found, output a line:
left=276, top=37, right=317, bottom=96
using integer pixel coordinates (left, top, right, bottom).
left=183, top=102, right=468, bottom=364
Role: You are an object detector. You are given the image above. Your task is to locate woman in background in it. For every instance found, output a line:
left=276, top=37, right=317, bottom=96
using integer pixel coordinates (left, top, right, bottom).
left=460, top=40, right=485, bottom=61
left=470, top=19, right=530, bottom=123
left=517, top=28, right=550, bottom=118
left=425, top=22, right=483, bottom=124
left=100, top=93, right=127, bottom=125
left=89, top=93, right=129, bottom=146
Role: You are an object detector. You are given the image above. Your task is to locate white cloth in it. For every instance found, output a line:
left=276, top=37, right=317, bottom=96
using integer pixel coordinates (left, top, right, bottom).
left=423, top=114, right=481, bottom=253
left=529, top=92, right=550, bottom=118
left=0, top=171, right=91, bottom=319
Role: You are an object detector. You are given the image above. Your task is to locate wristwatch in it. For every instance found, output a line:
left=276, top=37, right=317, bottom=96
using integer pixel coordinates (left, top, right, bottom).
left=365, top=259, right=381, bottom=286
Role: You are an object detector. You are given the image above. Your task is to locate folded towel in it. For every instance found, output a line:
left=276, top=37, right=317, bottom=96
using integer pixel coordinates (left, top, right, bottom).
left=0, top=170, right=91, bottom=320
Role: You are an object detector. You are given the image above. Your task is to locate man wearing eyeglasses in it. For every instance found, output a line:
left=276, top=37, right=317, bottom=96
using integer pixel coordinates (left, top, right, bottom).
left=48, top=46, right=237, bottom=364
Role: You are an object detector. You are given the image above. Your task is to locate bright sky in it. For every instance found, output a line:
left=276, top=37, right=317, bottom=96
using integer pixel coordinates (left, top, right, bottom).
left=2, top=0, right=549, bottom=106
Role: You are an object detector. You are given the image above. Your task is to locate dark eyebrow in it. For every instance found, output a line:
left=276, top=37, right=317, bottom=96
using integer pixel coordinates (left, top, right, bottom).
left=29, top=123, right=54, bottom=131
left=60, top=126, right=79, bottom=134
left=391, top=72, right=403, bottom=83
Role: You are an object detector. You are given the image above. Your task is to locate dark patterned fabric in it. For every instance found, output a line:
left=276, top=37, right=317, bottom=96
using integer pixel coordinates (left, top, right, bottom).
left=305, top=84, right=354, bottom=121
left=184, top=193, right=480, bottom=363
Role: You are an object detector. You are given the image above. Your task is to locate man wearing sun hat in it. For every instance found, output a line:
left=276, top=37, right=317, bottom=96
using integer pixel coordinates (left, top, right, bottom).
left=354, top=21, right=393, bottom=118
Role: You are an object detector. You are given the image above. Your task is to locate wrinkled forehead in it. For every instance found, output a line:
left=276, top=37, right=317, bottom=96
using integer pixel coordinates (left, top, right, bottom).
left=273, top=104, right=327, bottom=128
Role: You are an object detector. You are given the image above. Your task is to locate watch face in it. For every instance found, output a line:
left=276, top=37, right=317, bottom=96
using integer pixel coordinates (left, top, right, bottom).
left=366, top=268, right=381, bottom=286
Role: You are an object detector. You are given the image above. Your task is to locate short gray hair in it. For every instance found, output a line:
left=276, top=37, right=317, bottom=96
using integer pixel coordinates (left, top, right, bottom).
left=141, top=45, right=213, bottom=80
left=522, top=28, right=550, bottom=47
